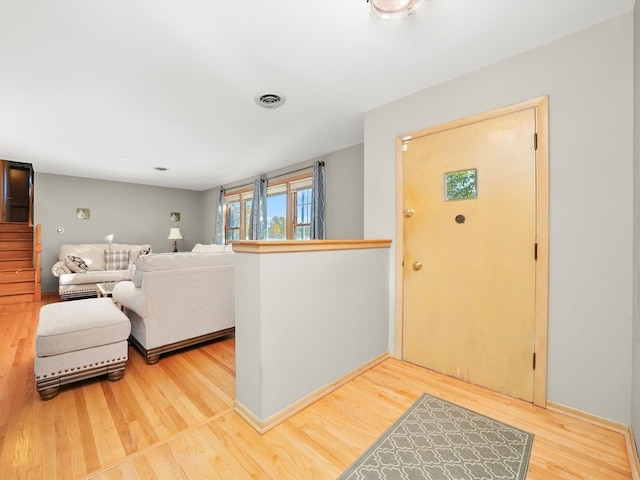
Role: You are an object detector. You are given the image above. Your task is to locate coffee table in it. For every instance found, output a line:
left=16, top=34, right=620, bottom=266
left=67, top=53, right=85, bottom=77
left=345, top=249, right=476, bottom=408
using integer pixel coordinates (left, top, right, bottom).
left=96, top=281, right=119, bottom=298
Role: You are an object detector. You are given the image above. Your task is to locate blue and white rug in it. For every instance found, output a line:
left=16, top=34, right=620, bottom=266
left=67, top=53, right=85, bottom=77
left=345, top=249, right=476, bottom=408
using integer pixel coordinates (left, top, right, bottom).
left=338, top=392, right=534, bottom=480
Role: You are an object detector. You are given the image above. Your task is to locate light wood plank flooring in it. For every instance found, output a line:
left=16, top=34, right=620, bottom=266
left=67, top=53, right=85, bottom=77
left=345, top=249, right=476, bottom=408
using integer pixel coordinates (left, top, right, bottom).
left=0, top=296, right=633, bottom=479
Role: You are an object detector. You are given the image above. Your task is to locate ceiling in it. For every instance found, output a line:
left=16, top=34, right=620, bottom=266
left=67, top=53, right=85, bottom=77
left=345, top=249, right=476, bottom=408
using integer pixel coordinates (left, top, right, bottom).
left=0, top=0, right=633, bottom=191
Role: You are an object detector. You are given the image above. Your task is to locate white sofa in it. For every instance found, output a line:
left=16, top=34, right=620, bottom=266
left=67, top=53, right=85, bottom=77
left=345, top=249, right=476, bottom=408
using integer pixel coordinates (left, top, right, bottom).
left=112, top=249, right=235, bottom=364
left=51, top=243, right=152, bottom=300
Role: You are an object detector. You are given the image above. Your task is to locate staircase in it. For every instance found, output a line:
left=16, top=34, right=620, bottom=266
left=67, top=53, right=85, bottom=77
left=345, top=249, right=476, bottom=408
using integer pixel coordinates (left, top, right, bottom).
left=0, top=223, right=41, bottom=305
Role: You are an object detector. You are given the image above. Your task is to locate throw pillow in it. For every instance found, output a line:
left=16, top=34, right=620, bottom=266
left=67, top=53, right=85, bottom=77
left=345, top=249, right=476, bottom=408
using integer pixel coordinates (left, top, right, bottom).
left=52, top=262, right=72, bottom=276
left=105, top=250, right=130, bottom=271
left=64, top=255, right=89, bottom=273
left=128, top=263, right=136, bottom=280
left=129, top=246, right=152, bottom=265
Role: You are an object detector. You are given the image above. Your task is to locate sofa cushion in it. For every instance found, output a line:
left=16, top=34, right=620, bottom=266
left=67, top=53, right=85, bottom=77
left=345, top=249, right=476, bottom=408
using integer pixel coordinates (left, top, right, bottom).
left=58, top=269, right=134, bottom=286
left=105, top=250, right=130, bottom=271
left=64, top=255, right=89, bottom=273
left=133, top=252, right=234, bottom=287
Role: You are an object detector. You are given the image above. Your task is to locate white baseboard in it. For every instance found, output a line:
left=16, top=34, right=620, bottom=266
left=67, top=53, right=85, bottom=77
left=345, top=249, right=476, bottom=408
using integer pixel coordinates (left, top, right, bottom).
left=547, top=401, right=640, bottom=479
left=627, top=427, right=640, bottom=480
left=235, top=352, right=390, bottom=435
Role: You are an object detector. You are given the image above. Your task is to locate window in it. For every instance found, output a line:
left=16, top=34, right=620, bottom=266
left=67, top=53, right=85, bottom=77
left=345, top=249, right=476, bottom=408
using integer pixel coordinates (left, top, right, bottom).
left=224, top=190, right=253, bottom=242
left=266, top=183, right=287, bottom=240
left=290, top=177, right=312, bottom=240
left=444, top=168, right=477, bottom=201
left=224, top=172, right=313, bottom=243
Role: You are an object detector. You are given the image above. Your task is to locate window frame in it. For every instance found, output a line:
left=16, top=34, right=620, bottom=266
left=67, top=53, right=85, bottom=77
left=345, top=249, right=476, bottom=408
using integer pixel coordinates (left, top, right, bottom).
left=288, top=176, right=313, bottom=240
left=224, top=187, right=253, bottom=242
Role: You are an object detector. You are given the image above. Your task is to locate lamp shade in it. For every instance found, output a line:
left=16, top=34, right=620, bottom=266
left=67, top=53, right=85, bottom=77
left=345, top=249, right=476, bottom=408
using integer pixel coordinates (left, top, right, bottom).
left=168, top=228, right=183, bottom=240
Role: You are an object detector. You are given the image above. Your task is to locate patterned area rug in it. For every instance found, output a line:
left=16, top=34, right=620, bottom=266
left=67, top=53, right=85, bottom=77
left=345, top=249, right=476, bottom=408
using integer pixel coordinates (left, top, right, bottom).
left=338, top=393, right=534, bottom=480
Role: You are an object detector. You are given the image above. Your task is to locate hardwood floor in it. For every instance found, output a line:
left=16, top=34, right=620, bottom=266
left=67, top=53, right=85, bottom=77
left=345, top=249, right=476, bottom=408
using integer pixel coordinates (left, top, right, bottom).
left=0, top=296, right=633, bottom=479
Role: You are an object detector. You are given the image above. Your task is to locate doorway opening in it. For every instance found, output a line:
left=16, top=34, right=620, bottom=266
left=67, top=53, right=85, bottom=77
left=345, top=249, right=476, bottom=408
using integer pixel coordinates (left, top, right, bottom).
left=2, top=160, right=34, bottom=223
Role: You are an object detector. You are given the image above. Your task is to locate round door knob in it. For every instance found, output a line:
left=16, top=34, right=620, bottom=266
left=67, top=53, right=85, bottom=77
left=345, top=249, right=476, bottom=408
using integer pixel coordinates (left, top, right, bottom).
left=412, top=261, right=423, bottom=271
left=404, top=209, right=415, bottom=217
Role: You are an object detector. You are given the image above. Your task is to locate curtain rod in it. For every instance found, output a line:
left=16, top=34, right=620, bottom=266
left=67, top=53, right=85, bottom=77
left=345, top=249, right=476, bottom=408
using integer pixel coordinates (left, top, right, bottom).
left=222, top=161, right=324, bottom=192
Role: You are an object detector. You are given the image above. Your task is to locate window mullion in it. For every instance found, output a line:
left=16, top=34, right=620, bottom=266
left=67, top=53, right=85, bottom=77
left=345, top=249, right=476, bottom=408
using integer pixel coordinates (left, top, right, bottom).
left=287, top=184, right=294, bottom=239
left=239, top=196, right=245, bottom=240
left=224, top=203, right=229, bottom=241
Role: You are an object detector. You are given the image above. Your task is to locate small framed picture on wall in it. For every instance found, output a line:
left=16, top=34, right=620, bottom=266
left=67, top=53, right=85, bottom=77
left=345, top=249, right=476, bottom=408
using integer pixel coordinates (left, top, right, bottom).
left=76, top=208, right=90, bottom=220
left=171, top=212, right=180, bottom=222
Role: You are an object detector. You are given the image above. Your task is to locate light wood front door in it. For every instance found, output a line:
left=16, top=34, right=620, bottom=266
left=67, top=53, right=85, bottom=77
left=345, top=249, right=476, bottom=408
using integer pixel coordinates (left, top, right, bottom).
left=402, top=106, right=539, bottom=402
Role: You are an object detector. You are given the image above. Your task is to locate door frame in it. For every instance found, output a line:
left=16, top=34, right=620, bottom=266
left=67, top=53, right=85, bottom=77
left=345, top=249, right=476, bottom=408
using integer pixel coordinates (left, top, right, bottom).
left=1, top=160, right=34, bottom=224
left=394, top=96, right=549, bottom=407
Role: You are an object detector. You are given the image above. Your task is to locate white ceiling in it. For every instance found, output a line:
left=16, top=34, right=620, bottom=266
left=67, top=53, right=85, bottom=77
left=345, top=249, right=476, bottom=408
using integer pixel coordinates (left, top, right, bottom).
left=0, top=0, right=633, bottom=191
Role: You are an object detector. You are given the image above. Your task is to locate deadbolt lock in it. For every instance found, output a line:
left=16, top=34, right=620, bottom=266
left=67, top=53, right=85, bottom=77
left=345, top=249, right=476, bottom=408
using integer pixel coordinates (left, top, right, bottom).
left=404, top=208, right=415, bottom=217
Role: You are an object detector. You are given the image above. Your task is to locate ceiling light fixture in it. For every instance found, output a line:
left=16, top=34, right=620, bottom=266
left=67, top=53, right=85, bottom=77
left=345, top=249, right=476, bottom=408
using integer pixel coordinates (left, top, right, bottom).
left=255, top=92, right=286, bottom=109
left=368, top=0, right=425, bottom=19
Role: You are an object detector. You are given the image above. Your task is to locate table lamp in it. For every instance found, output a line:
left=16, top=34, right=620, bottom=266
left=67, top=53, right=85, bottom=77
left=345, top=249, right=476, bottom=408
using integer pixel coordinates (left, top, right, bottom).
left=168, top=227, right=182, bottom=252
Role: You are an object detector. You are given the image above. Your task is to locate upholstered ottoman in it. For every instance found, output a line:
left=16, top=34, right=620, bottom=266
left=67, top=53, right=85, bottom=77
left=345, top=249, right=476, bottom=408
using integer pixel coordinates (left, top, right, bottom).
left=34, top=298, right=131, bottom=400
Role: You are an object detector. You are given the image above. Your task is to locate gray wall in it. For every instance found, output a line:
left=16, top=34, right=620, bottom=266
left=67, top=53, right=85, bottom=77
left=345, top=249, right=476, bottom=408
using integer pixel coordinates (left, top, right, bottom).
left=205, top=143, right=365, bottom=241
left=235, top=245, right=389, bottom=422
left=35, top=143, right=364, bottom=294
left=200, top=186, right=219, bottom=244
left=325, top=144, right=364, bottom=239
left=35, top=173, right=208, bottom=293
left=364, top=13, right=634, bottom=425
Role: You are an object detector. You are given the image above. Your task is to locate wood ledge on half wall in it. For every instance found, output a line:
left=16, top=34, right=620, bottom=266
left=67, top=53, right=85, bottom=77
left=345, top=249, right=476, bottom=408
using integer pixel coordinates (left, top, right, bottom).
left=231, top=239, right=392, bottom=254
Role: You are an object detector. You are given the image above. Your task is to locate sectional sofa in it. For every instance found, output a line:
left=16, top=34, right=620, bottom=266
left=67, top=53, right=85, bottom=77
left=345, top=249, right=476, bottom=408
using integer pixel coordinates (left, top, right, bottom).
left=112, top=247, right=235, bottom=364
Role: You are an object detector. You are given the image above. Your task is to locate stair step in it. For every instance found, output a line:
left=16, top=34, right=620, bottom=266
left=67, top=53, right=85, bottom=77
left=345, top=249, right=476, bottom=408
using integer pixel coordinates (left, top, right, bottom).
left=0, top=259, right=34, bottom=269
left=0, top=293, right=35, bottom=305
left=0, top=268, right=35, bottom=283
left=0, top=232, right=33, bottom=245
left=0, top=222, right=32, bottom=232
left=0, top=224, right=40, bottom=303
left=0, top=223, right=39, bottom=304
left=0, top=223, right=33, bottom=236
left=0, top=249, right=31, bottom=260
left=0, top=240, right=32, bottom=250
left=0, top=281, right=35, bottom=296
left=0, top=227, right=32, bottom=232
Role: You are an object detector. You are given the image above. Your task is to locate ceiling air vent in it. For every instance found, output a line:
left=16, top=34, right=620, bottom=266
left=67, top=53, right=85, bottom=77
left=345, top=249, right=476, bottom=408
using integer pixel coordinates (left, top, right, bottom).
left=255, top=92, right=286, bottom=109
